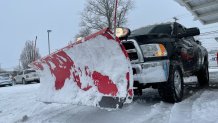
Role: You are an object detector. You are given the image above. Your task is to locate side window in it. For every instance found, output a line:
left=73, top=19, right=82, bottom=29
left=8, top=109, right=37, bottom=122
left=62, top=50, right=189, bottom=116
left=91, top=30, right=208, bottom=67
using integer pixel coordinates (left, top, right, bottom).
left=177, top=25, right=185, bottom=35
left=183, top=37, right=195, bottom=47
left=189, top=37, right=199, bottom=46
left=185, top=37, right=196, bottom=43
left=185, top=37, right=195, bottom=41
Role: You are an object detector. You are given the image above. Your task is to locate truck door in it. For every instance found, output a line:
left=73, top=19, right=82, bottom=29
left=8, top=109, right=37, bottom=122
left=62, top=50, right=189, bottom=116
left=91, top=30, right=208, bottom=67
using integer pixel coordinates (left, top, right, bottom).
left=185, top=37, right=200, bottom=70
left=189, top=38, right=203, bottom=69
left=176, top=24, right=195, bottom=72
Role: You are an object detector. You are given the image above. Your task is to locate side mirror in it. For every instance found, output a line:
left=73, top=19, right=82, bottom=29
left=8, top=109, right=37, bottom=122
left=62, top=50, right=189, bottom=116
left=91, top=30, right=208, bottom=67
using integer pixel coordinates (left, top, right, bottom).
left=177, top=27, right=200, bottom=38
left=186, top=27, right=200, bottom=36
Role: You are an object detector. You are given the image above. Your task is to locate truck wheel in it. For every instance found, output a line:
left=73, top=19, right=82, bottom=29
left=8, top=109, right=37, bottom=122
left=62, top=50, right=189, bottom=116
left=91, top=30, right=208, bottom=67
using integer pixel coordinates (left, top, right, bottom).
left=197, top=62, right=209, bottom=87
left=158, top=65, right=184, bottom=103
left=22, top=79, right=26, bottom=85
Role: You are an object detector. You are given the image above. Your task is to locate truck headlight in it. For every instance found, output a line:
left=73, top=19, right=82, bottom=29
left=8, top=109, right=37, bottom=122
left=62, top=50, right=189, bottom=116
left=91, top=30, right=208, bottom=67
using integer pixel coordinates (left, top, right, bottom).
left=140, top=44, right=167, bottom=58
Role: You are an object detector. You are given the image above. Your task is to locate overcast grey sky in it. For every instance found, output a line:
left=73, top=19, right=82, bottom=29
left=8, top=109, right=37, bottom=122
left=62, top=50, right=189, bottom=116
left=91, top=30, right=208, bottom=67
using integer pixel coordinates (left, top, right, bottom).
left=1, top=0, right=218, bottom=70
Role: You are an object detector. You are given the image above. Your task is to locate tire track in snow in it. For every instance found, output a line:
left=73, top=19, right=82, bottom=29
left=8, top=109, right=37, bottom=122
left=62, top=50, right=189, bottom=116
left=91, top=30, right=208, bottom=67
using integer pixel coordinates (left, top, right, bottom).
left=53, top=89, right=164, bottom=123
left=131, top=86, right=205, bottom=123
left=21, top=104, right=87, bottom=123
left=132, top=102, right=173, bottom=123
left=191, top=89, right=218, bottom=123
left=169, top=90, right=204, bottom=123
left=54, top=102, right=157, bottom=123
left=129, top=89, right=173, bottom=123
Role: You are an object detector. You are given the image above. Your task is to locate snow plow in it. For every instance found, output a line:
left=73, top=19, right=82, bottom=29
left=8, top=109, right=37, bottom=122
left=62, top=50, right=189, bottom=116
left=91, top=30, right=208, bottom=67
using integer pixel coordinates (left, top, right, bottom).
left=30, top=28, right=133, bottom=109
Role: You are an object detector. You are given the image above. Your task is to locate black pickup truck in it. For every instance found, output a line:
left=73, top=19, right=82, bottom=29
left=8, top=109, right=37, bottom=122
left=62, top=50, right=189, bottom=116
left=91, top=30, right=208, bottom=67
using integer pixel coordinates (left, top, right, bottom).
left=119, top=22, right=208, bottom=103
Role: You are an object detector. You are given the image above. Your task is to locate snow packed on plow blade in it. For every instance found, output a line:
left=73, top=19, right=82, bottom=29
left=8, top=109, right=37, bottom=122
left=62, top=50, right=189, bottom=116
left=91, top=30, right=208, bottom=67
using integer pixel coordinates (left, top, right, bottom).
left=30, top=28, right=133, bottom=109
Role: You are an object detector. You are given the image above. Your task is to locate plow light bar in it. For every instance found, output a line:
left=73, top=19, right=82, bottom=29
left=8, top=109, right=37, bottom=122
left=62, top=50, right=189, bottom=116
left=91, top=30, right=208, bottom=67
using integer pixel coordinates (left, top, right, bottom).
left=116, top=27, right=131, bottom=39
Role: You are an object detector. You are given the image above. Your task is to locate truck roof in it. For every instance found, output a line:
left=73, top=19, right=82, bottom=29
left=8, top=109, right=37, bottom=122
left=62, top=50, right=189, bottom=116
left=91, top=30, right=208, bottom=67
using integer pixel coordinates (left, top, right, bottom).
left=129, top=23, right=173, bottom=38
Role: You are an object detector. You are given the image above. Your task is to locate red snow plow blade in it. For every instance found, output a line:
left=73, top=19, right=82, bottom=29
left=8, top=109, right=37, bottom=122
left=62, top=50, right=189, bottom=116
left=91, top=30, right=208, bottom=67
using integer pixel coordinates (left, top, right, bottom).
left=30, top=28, right=133, bottom=109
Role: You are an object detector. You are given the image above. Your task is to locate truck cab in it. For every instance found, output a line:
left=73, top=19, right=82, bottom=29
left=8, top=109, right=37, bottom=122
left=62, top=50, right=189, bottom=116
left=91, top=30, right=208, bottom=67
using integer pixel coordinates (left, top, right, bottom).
left=118, top=22, right=209, bottom=103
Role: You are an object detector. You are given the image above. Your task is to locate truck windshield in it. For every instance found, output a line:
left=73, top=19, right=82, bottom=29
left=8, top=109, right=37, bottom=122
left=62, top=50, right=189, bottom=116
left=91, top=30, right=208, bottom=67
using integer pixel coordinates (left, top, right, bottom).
left=131, top=24, right=172, bottom=37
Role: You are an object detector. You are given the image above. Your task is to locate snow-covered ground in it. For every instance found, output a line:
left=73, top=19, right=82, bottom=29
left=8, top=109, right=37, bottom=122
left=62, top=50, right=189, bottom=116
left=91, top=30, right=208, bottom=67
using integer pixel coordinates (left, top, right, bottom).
left=0, top=69, right=218, bottom=123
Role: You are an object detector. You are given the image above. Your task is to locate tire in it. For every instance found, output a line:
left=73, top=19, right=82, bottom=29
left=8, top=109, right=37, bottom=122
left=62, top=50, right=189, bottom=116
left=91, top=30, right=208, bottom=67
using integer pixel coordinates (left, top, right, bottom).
left=158, top=64, right=184, bottom=103
left=22, top=79, right=26, bottom=85
left=197, top=62, right=209, bottom=87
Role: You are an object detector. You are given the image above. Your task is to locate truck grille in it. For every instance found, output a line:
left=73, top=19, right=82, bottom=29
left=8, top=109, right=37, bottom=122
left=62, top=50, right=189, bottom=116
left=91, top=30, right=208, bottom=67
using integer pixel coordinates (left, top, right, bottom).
left=122, top=42, right=139, bottom=61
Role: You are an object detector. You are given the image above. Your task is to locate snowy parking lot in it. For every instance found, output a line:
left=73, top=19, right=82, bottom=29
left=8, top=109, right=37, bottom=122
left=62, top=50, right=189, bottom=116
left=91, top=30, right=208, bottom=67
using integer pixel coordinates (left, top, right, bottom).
left=0, top=69, right=218, bottom=123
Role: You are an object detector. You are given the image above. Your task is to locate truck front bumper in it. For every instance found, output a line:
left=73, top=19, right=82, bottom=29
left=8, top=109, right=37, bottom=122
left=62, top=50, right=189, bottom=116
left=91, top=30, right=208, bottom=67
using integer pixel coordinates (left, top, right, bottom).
left=132, top=60, right=170, bottom=84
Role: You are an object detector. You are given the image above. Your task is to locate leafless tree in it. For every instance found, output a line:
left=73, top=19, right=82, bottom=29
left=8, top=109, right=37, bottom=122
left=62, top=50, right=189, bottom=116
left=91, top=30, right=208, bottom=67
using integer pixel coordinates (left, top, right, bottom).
left=75, top=27, right=92, bottom=39
left=20, top=41, right=41, bottom=69
left=76, top=0, right=134, bottom=38
left=13, top=65, right=22, bottom=72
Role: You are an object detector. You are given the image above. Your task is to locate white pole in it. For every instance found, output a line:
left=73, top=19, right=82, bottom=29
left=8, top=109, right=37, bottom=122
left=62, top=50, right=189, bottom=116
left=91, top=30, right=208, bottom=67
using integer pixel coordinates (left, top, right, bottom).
left=47, top=30, right=52, bottom=54
left=34, top=36, right=37, bottom=61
